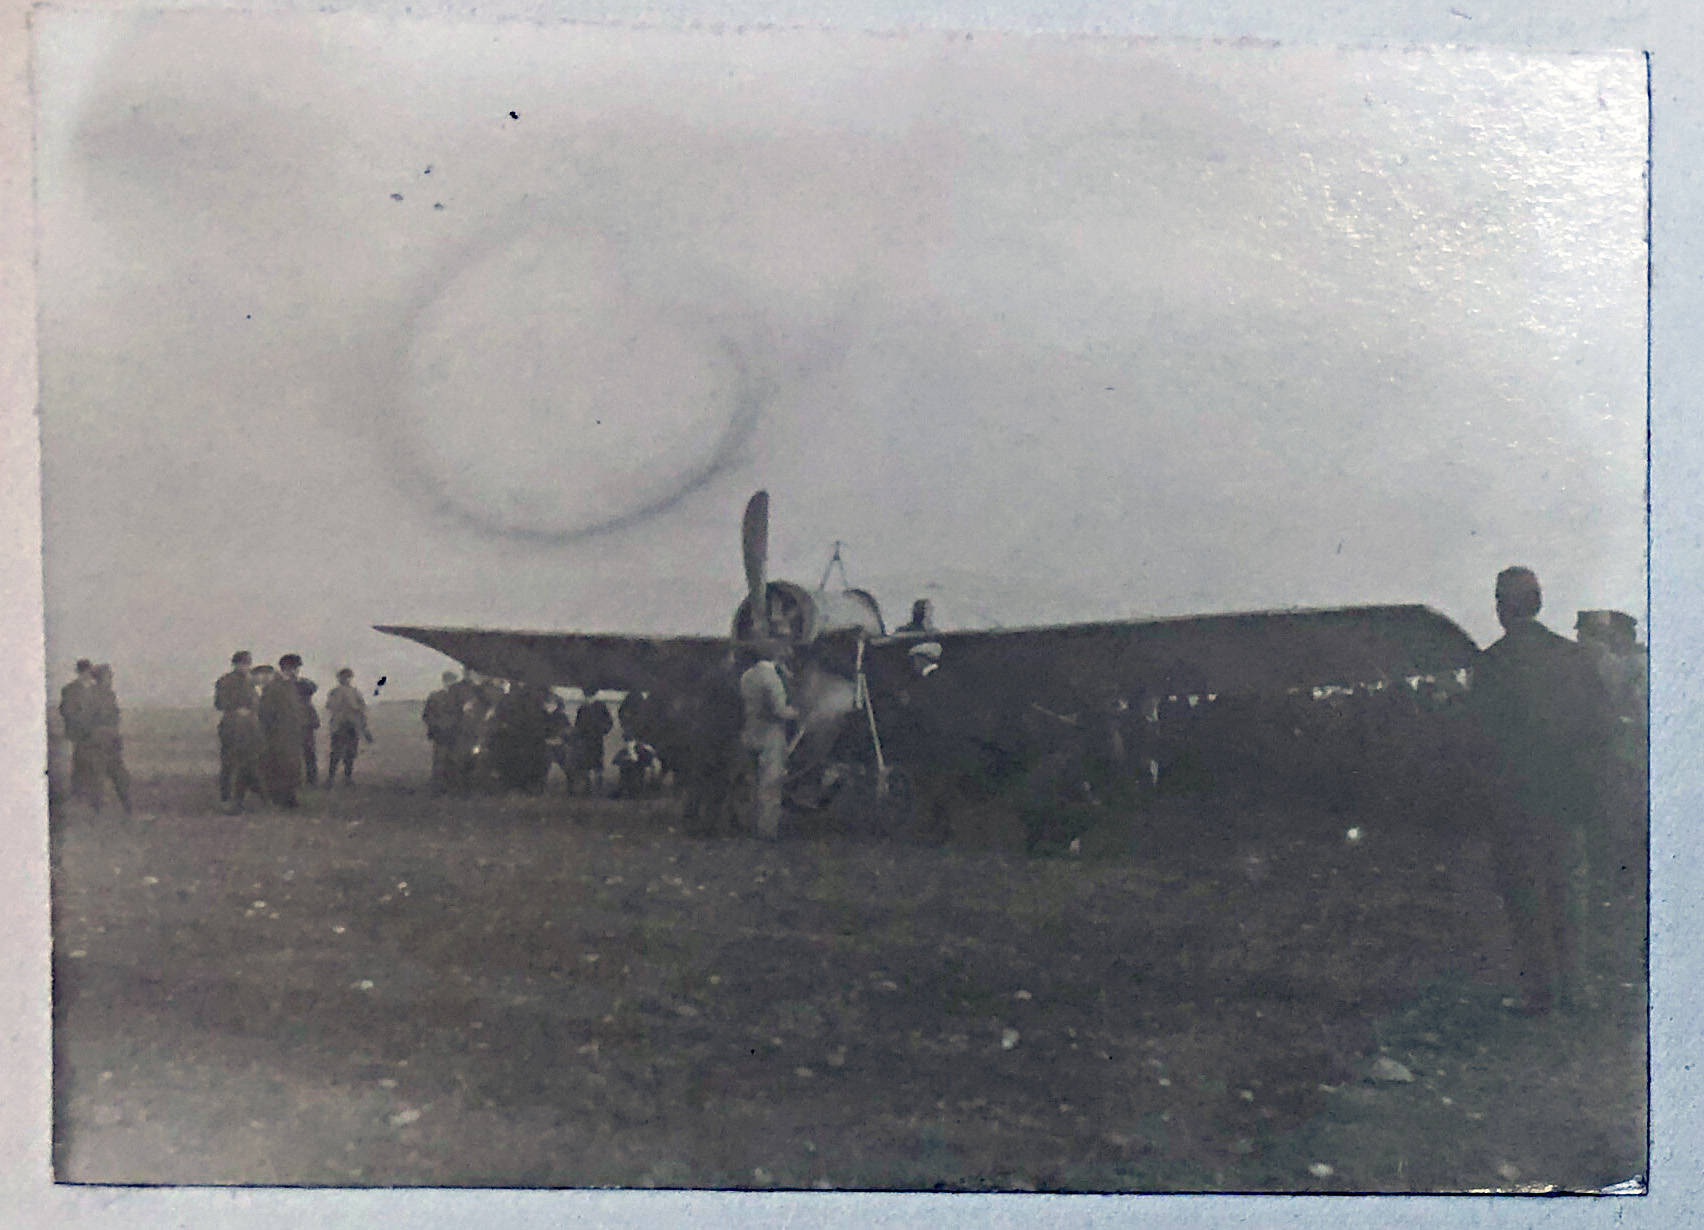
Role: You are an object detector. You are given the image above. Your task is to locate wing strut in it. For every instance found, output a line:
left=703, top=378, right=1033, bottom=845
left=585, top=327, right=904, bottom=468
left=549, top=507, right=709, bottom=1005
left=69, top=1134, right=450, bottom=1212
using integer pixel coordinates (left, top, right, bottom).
left=819, top=540, right=851, bottom=592
left=851, top=637, right=891, bottom=792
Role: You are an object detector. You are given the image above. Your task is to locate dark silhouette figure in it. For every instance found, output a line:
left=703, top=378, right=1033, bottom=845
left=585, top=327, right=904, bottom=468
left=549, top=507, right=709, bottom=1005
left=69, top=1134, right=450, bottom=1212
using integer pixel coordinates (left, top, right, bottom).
left=259, top=655, right=310, bottom=807
left=70, top=664, right=133, bottom=815
left=296, top=675, right=321, bottom=785
left=214, top=651, right=264, bottom=810
left=571, top=697, right=614, bottom=795
left=58, top=659, right=98, bottom=806
left=423, top=670, right=463, bottom=795
left=1468, top=567, right=1613, bottom=1017
left=489, top=683, right=554, bottom=793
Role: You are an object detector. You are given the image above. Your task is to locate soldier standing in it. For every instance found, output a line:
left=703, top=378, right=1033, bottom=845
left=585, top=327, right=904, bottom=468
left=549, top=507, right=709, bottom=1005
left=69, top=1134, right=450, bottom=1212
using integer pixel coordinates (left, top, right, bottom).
left=571, top=694, right=614, bottom=796
left=214, top=651, right=261, bottom=805
left=450, top=671, right=494, bottom=794
left=243, top=665, right=278, bottom=810
left=739, top=645, right=798, bottom=840
left=324, top=668, right=375, bottom=785
left=259, top=654, right=309, bottom=808
left=1469, top=567, right=1614, bottom=1017
left=58, top=659, right=97, bottom=805
left=80, top=664, right=133, bottom=816
left=489, top=683, right=554, bottom=793
left=296, top=672, right=322, bottom=786
left=542, top=693, right=575, bottom=791
left=423, top=670, right=462, bottom=794
left=463, top=675, right=508, bottom=792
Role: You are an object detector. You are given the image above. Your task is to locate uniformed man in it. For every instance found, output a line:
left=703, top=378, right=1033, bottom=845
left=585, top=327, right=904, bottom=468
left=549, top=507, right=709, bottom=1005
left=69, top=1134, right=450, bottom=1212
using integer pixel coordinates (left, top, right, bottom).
left=465, top=675, right=510, bottom=790
left=542, top=692, right=575, bottom=791
left=296, top=672, right=322, bottom=786
left=615, top=691, right=665, bottom=798
left=80, top=664, right=134, bottom=816
left=214, top=651, right=261, bottom=804
left=58, top=659, right=98, bottom=805
left=423, top=670, right=462, bottom=794
left=260, top=654, right=310, bottom=808
left=324, top=668, right=374, bottom=785
left=1469, top=567, right=1614, bottom=1017
left=739, top=644, right=798, bottom=840
left=449, top=669, right=492, bottom=794
left=488, top=682, right=553, bottom=793
left=884, top=641, right=960, bottom=842
left=571, top=695, right=614, bottom=795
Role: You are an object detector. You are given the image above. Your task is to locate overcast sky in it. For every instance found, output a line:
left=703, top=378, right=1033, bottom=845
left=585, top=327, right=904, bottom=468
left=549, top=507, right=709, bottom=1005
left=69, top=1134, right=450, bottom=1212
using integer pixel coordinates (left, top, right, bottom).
left=34, top=14, right=1646, bottom=705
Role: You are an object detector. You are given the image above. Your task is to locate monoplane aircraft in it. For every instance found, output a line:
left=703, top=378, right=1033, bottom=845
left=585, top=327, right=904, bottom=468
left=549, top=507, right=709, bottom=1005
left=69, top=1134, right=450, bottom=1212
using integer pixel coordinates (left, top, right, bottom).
left=378, top=491, right=1481, bottom=833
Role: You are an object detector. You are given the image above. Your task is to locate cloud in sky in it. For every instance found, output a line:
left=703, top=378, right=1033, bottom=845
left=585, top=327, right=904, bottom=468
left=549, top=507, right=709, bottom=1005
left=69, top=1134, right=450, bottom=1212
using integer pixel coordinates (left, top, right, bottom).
left=34, top=15, right=1646, bottom=703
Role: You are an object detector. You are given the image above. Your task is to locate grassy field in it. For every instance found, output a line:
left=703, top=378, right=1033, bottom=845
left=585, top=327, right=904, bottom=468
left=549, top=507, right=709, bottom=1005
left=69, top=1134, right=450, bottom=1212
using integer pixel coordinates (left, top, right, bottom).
left=49, top=704, right=1647, bottom=1192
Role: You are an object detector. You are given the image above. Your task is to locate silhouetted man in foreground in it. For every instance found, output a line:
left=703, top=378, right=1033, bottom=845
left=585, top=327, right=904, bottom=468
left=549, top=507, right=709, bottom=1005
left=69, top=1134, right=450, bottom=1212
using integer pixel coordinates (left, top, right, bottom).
left=1470, top=566, right=1613, bottom=1017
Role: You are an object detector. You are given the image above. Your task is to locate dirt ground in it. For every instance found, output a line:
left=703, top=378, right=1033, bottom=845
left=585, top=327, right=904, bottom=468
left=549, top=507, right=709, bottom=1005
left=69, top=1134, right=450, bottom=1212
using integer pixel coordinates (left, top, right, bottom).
left=50, top=703, right=1647, bottom=1192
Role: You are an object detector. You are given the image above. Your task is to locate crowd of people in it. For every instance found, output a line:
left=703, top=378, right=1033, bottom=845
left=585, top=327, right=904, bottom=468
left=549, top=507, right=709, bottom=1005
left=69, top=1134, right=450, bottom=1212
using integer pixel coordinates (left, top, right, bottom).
left=417, top=668, right=664, bottom=801
left=423, top=670, right=569, bottom=796
left=212, top=651, right=373, bottom=813
left=49, top=566, right=1644, bottom=1020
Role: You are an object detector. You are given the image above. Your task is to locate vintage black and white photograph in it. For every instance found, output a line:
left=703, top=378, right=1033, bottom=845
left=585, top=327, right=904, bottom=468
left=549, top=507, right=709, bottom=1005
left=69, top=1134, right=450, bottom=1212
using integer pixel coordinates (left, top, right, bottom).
left=36, top=12, right=1648, bottom=1193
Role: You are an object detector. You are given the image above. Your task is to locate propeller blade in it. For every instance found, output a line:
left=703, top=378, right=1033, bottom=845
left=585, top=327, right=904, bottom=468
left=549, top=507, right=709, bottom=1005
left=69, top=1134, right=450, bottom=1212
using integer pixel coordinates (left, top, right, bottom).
left=742, top=490, right=769, bottom=625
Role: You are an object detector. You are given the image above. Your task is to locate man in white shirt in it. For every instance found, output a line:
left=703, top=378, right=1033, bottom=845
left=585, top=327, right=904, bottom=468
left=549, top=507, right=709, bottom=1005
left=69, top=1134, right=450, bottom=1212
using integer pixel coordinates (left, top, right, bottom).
left=739, top=645, right=798, bottom=840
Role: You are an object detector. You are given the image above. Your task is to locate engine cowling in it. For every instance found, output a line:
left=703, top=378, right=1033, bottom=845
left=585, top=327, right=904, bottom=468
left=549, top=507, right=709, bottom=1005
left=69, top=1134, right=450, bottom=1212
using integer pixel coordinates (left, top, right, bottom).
left=731, top=582, right=884, bottom=646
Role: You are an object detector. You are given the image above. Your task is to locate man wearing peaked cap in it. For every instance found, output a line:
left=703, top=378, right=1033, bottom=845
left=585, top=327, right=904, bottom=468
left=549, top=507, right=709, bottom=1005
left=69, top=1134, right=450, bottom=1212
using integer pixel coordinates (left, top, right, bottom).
left=58, top=658, right=98, bottom=806
left=259, top=655, right=309, bottom=807
left=214, top=651, right=261, bottom=806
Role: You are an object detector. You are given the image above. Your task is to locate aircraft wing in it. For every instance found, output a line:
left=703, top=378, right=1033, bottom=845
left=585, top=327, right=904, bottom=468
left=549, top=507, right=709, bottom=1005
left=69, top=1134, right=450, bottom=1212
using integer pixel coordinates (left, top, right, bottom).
left=383, top=604, right=1477, bottom=702
left=374, top=625, right=731, bottom=695
left=869, top=603, right=1480, bottom=711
